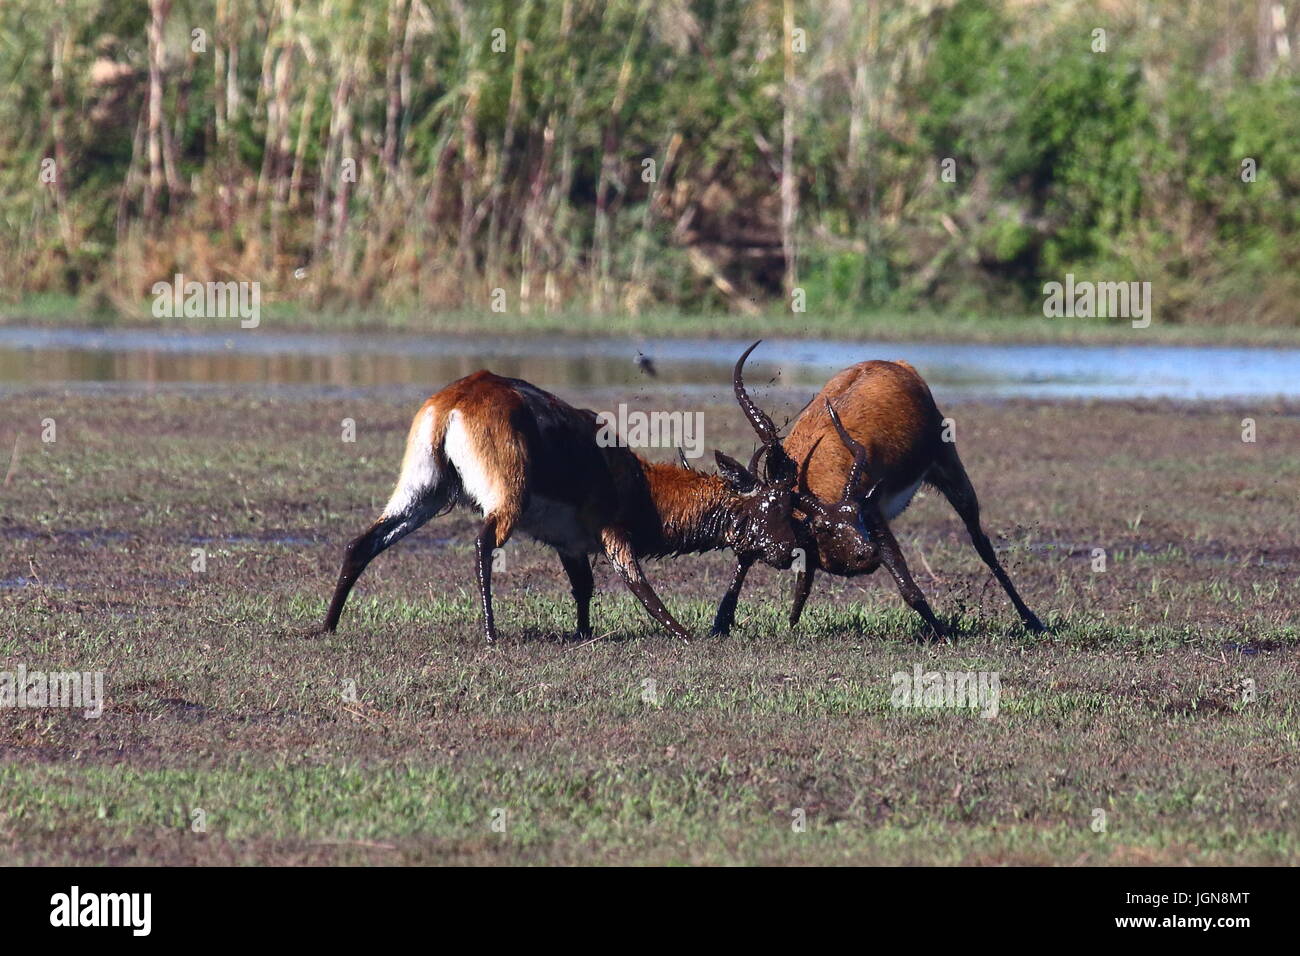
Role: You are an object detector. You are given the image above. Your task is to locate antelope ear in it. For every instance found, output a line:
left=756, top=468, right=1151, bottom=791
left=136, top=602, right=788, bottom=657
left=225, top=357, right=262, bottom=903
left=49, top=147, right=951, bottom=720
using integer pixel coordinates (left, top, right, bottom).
left=763, top=443, right=799, bottom=487
left=715, top=450, right=758, bottom=493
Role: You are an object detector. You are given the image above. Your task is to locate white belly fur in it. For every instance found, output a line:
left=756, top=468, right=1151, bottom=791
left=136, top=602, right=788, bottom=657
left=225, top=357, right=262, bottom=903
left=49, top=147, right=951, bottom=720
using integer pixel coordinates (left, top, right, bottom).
left=879, top=476, right=923, bottom=521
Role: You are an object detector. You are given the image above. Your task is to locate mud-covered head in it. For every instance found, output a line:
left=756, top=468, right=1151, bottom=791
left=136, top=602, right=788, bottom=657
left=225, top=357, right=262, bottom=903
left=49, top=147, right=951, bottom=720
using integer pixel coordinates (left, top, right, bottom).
left=794, top=401, right=883, bottom=575
left=714, top=340, right=804, bottom=568
left=714, top=449, right=799, bottom=567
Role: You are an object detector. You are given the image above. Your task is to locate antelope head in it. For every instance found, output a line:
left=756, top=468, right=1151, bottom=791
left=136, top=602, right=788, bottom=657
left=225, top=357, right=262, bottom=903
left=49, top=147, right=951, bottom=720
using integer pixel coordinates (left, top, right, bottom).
left=794, top=401, right=884, bottom=575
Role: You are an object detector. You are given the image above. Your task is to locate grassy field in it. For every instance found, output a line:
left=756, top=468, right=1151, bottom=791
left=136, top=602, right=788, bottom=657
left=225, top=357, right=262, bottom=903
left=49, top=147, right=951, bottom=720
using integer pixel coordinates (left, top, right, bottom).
left=1, top=390, right=1297, bottom=865
left=8, top=293, right=1300, bottom=347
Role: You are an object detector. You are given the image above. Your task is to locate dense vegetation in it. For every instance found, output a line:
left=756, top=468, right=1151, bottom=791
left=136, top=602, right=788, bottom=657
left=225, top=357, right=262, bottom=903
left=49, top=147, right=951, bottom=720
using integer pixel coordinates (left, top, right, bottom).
left=2, top=0, right=1298, bottom=325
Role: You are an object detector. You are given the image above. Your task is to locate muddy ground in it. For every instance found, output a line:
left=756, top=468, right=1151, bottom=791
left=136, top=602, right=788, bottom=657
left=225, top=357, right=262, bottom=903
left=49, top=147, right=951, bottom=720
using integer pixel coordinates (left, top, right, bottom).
left=1, top=389, right=1296, bottom=864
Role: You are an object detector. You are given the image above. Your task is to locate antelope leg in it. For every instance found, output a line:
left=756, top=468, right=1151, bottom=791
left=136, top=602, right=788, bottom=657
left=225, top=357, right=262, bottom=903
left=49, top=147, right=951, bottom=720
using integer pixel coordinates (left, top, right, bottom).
left=474, top=516, right=501, bottom=643
left=789, top=567, right=816, bottom=627
left=869, top=515, right=948, bottom=640
left=559, top=551, right=595, bottom=639
left=710, top=555, right=754, bottom=636
left=601, top=528, right=692, bottom=643
left=322, top=511, right=430, bottom=633
left=931, top=455, right=1046, bottom=632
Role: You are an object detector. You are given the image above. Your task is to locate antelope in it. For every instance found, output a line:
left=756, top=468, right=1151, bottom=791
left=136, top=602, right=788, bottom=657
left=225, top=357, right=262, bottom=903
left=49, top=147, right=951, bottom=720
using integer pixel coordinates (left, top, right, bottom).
left=319, top=345, right=803, bottom=643
left=711, top=351, right=1046, bottom=639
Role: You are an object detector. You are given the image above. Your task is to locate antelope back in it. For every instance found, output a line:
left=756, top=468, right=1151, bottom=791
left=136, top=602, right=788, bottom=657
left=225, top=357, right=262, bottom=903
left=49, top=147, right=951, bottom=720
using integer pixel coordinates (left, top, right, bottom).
left=426, top=370, right=625, bottom=521
left=412, top=371, right=797, bottom=564
left=785, top=360, right=945, bottom=506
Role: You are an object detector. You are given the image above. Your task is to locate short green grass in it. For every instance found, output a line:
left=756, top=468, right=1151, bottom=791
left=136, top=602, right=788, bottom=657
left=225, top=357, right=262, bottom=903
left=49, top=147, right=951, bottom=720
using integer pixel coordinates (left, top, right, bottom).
left=1, top=393, right=1297, bottom=864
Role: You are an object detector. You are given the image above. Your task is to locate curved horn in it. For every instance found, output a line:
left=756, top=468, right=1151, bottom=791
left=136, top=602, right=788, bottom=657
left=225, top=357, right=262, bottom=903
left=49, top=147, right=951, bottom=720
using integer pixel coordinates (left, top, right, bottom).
left=825, top=400, right=872, bottom=503
left=747, top=443, right=766, bottom=475
left=734, top=340, right=799, bottom=486
left=733, top=340, right=779, bottom=445
left=678, top=448, right=696, bottom=472
left=798, top=438, right=820, bottom=496
left=791, top=439, right=830, bottom=518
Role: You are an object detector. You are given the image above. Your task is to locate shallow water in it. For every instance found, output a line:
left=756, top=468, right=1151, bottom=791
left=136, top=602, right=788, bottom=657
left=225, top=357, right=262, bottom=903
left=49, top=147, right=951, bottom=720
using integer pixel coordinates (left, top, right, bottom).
left=2, top=326, right=1298, bottom=401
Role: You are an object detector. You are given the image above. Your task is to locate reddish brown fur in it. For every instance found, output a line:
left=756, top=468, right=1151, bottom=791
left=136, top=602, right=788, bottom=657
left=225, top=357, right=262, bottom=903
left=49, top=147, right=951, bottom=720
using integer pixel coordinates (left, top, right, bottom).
left=323, top=369, right=799, bottom=643
left=785, top=361, right=943, bottom=506
left=636, top=461, right=740, bottom=557
left=413, top=372, right=744, bottom=557
left=712, top=358, right=1045, bottom=637
left=416, top=372, right=550, bottom=548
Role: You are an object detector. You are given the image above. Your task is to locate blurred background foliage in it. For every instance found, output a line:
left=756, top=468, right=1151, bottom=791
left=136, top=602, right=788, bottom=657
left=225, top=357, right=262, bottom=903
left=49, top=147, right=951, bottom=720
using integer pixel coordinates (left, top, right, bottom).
left=1, top=0, right=1297, bottom=325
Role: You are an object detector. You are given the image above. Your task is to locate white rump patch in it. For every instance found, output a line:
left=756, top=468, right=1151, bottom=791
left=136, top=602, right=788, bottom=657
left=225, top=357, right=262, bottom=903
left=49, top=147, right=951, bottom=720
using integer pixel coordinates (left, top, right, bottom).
left=443, top=410, right=498, bottom=515
left=381, top=406, right=439, bottom=518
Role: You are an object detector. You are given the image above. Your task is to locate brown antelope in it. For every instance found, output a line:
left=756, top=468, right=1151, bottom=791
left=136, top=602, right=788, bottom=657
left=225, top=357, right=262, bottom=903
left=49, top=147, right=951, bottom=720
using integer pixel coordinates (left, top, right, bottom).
left=711, top=353, right=1045, bottom=639
left=320, top=345, right=803, bottom=643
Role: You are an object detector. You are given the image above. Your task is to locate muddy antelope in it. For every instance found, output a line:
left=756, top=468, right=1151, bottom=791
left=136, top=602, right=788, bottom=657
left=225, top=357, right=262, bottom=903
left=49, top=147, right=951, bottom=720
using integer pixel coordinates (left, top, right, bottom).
left=320, top=346, right=803, bottom=643
left=711, top=352, right=1046, bottom=639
